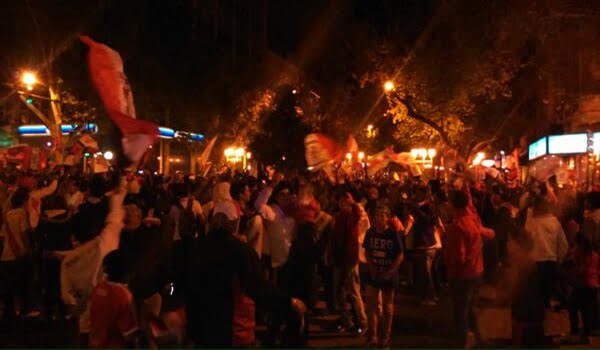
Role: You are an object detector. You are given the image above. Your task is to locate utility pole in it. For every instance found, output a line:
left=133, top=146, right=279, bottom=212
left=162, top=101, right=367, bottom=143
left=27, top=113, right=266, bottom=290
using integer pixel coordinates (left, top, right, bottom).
left=48, top=85, right=62, bottom=148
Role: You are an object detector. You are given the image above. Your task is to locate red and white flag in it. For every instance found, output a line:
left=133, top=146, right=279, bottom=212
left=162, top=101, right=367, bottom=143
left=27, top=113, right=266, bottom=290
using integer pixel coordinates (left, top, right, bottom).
left=531, top=155, right=561, bottom=182
left=94, top=157, right=111, bottom=173
left=198, top=136, right=217, bottom=172
left=78, top=134, right=99, bottom=152
left=304, top=133, right=343, bottom=182
left=305, top=134, right=340, bottom=169
left=367, top=148, right=422, bottom=176
left=345, top=135, right=358, bottom=155
left=80, top=35, right=158, bottom=165
left=366, top=149, right=390, bottom=176
left=340, top=135, right=359, bottom=177
left=389, top=151, right=422, bottom=176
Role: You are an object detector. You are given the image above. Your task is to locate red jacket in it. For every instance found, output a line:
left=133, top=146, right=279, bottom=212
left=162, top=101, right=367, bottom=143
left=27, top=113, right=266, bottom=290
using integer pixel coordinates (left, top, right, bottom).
left=445, top=207, right=495, bottom=280
left=330, top=204, right=362, bottom=268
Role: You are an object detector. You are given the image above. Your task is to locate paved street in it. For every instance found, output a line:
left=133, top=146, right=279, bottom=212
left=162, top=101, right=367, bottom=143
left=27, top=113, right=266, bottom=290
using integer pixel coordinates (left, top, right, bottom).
left=0, top=284, right=597, bottom=348
left=307, top=284, right=597, bottom=349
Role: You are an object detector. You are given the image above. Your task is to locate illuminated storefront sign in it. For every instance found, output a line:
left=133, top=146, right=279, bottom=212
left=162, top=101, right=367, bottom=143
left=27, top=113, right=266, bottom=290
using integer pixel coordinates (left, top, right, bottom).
left=17, top=124, right=97, bottom=136
left=528, top=137, right=547, bottom=160
left=548, top=133, right=588, bottom=155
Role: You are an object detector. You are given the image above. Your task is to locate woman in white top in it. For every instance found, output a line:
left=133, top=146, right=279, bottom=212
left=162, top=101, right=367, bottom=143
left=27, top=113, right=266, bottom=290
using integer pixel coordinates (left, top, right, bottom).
left=525, top=195, right=568, bottom=308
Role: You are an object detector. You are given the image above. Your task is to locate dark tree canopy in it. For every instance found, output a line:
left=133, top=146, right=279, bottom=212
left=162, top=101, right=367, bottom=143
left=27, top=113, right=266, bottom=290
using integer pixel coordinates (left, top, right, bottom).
left=1, top=0, right=599, bottom=162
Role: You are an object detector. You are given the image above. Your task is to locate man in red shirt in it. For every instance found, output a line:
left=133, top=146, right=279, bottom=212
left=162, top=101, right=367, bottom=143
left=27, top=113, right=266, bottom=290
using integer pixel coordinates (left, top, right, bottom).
left=445, top=188, right=495, bottom=348
left=329, top=191, right=367, bottom=335
left=89, top=249, right=139, bottom=348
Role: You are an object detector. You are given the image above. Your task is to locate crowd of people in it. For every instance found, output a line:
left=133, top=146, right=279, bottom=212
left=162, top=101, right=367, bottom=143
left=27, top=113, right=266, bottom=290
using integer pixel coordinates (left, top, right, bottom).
left=0, top=165, right=598, bottom=348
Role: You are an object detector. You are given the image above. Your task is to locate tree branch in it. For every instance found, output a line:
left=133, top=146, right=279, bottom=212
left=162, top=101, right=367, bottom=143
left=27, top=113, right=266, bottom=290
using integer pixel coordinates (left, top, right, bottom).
left=398, top=97, right=454, bottom=148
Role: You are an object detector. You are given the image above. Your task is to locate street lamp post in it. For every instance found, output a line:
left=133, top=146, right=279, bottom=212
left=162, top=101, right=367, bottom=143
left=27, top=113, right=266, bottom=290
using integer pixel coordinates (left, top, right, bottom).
left=358, top=151, right=367, bottom=180
left=18, top=71, right=63, bottom=148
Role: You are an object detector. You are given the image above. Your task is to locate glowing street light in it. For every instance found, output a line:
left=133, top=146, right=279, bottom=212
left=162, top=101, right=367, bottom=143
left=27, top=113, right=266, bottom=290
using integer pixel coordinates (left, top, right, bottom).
left=481, top=159, right=495, bottom=168
left=358, top=151, right=365, bottom=161
left=21, top=71, right=38, bottom=89
left=472, top=152, right=485, bottom=166
left=103, top=151, right=114, bottom=160
left=234, top=147, right=245, bottom=158
left=383, top=80, right=395, bottom=92
left=224, top=146, right=247, bottom=166
left=346, top=152, right=353, bottom=161
left=427, top=148, right=437, bottom=159
left=411, top=149, right=420, bottom=159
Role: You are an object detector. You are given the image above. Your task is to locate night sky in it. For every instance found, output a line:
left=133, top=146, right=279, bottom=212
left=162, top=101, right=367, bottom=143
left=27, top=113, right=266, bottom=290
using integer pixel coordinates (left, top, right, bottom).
left=0, top=0, right=434, bottom=134
left=2, top=0, right=598, bottom=162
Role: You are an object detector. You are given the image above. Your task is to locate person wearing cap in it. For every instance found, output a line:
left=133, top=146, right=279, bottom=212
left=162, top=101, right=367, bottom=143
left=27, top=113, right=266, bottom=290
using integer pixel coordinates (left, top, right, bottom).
left=362, top=204, right=404, bottom=348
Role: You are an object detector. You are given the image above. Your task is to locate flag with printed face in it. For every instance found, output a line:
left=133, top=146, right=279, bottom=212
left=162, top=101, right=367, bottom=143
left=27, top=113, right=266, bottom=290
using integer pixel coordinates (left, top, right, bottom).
left=80, top=35, right=158, bottom=165
left=304, top=133, right=340, bottom=171
left=304, top=133, right=341, bottom=182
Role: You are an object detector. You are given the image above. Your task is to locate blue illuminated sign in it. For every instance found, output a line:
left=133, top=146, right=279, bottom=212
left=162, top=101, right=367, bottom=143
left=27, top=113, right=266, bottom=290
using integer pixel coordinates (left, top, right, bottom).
left=18, top=123, right=205, bottom=143
left=528, top=137, right=547, bottom=160
left=158, top=127, right=176, bottom=139
left=18, top=124, right=98, bottom=136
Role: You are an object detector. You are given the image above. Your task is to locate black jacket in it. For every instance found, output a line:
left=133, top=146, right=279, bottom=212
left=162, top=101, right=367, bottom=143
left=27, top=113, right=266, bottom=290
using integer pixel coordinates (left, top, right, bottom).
left=186, top=230, right=290, bottom=347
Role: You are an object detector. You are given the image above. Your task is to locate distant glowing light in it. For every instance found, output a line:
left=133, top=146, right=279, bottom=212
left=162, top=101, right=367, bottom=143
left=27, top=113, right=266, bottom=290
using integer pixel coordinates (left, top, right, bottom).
left=411, top=149, right=419, bottom=159
left=21, top=71, right=38, bottom=87
left=481, top=159, right=495, bottom=168
left=472, top=152, right=485, bottom=166
left=234, top=147, right=245, bottom=158
left=383, top=80, right=395, bottom=92
left=103, top=151, right=114, bottom=160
